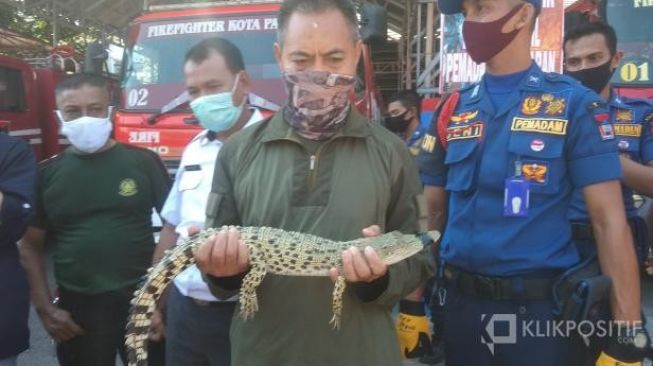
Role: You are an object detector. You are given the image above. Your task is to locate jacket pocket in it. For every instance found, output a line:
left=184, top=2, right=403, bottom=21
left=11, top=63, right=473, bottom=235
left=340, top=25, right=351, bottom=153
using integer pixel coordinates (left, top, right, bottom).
left=444, top=140, right=479, bottom=192
left=507, top=133, right=565, bottom=194
left=178, top=170, right=203, bottom=191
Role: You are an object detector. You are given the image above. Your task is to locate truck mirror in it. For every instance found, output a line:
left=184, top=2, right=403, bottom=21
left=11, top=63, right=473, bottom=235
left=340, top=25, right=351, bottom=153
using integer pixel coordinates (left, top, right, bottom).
left=84, top=43, right=108, bottom=75
left=359, top=3, right=387, bottom=46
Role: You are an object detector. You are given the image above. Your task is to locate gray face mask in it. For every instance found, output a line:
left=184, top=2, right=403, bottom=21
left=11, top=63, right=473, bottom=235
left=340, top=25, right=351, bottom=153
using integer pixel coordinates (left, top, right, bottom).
left=282, top=70, right=355, bottom=141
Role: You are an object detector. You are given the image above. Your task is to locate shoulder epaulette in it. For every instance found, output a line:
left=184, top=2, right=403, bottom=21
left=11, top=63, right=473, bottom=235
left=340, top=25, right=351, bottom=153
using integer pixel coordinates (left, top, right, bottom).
left=458, top=82, right=480, bottom=96
left=544, top=72, right=579, bottom=86
left=620, top=95, right=653, bottom=108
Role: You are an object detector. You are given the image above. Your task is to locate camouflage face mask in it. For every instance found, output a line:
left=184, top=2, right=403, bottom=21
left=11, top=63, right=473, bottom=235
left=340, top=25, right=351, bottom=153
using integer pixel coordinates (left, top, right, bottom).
left=282, top=70, right=356, bottom=141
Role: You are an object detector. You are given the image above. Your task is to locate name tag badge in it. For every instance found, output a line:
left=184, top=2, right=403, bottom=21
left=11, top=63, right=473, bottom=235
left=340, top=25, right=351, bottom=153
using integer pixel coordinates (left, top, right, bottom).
left=504, top=177, right=530, bottom=217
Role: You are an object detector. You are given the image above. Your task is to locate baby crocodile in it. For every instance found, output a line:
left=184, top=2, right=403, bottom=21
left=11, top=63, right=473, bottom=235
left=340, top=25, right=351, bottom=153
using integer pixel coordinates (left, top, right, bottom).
left=125, top=226, right=439, bottom=366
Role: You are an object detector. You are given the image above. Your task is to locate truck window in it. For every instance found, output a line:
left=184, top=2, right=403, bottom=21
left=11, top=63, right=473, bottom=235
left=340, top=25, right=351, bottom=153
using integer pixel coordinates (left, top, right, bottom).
left=0, top=66, right=26, bottom=112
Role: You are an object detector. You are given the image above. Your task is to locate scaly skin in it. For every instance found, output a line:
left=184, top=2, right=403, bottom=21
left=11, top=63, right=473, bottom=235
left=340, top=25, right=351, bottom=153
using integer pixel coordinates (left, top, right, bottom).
left=125, top=226, right=439, bottom=366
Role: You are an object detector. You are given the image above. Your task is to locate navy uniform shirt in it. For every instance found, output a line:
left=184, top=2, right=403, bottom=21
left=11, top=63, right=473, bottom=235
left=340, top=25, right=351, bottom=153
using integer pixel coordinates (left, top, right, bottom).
left=568, top=93, right=653, bottom=221
left=0, top=133, right=36, bottom=248
left=0, top=133, right=36, bottom=359
left=418, top=62, right=621, bottom=276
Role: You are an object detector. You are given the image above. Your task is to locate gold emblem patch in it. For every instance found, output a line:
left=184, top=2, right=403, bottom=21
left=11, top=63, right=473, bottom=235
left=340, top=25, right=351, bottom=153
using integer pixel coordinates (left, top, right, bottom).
left=522, top=163, right=548, bottom=184
left=451, top=111, right=479, bottom=124
left=616, top=109, right=634, bottom=123
left=613, top=124, right=642, bottom=137
left=545, top=98, right=566, bottom=115
left=446, top=123, right=484, bottom=141
left=521, top=97, right=543, bottom=115
left=511, top=117, right=568, bottom=135
left=119, top=178, right=138, bottom=197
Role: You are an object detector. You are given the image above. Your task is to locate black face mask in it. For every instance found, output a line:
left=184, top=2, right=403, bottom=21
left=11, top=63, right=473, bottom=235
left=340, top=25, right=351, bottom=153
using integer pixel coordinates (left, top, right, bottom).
left=384, top=111, right=410, bottom=134
left=565, top=60, right=615, bottom=94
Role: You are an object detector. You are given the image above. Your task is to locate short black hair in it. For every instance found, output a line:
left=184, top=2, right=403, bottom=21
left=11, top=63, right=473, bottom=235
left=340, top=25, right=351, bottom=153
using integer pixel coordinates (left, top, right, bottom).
left=389, top=90, right=421, bottom=116
left=277, top=0, right=359, bottom=45
left=184, top=37, right=245, bottom=74
left=564, top=21, right=618, bottom=56
left=55, top=73, right=107, bottom=96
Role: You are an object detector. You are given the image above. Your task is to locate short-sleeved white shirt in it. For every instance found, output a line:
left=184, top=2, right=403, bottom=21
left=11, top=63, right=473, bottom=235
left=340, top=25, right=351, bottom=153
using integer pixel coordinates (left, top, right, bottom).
left=160, top=109, right=263, bottom=301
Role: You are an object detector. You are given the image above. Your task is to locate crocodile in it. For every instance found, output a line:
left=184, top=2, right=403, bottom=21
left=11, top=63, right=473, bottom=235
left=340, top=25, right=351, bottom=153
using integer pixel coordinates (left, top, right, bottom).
left=125, top=226, right=439, bottom=366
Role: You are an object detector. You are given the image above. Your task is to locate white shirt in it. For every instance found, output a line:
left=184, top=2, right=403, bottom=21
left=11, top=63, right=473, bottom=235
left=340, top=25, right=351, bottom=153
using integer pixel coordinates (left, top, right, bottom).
left=160, top=108, right=263, bottom=301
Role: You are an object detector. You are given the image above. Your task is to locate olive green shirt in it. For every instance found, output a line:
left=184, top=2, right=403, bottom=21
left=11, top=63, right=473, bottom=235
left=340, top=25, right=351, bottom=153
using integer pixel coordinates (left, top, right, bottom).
left=205, top=109, right=433, bottom=366
left=36, top=144, right=171, bottom=293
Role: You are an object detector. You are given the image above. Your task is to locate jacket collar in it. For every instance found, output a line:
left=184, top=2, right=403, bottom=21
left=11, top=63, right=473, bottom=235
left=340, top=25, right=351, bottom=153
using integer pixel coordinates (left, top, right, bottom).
left=260, top=106, right=372, bottom=143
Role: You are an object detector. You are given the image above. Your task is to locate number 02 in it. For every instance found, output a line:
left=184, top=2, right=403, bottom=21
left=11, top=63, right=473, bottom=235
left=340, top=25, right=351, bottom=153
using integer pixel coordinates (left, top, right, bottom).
left=128, top=89, right=149, bottom=107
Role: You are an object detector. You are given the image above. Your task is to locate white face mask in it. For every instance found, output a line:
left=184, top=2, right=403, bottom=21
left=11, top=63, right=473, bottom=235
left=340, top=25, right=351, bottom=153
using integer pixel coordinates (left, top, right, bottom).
left=57, top=107, right=113, bottom=154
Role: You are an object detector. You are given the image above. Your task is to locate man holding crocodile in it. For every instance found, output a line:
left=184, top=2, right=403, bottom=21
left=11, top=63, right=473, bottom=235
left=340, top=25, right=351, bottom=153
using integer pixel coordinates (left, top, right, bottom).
left=195, top=0, right=434, bottom=365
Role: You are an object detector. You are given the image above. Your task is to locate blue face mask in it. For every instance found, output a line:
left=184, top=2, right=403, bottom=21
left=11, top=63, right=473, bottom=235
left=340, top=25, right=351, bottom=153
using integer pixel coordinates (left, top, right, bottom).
left=190, top=73, right=244, bottom=132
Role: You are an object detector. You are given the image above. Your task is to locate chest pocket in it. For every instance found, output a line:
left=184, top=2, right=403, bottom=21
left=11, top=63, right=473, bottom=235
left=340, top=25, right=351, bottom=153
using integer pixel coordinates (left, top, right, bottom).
left=444, top=140, right=479, bottom=193
left=178, top=168, right=203, bottom=192
left=507, top=133, right=565, bottom=194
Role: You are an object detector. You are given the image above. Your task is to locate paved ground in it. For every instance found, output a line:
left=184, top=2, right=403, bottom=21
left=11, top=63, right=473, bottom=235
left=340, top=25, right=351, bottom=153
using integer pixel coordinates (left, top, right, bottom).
left=16, top=276, right=653, bottom=366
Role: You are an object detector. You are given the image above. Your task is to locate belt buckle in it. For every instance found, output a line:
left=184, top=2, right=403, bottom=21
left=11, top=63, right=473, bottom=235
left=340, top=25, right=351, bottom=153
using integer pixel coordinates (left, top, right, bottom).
left=474, top=275, right=498, bottom=299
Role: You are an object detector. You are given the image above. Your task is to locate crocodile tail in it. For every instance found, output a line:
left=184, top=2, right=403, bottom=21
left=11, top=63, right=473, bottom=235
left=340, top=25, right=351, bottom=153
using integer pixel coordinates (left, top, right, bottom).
left=124, top=232, right=203, bottom=366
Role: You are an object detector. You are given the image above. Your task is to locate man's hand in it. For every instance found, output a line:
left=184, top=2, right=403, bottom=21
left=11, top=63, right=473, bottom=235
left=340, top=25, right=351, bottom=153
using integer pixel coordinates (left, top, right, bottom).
left=149, top=309, right=165, bottom=341
left=329, top=225, right=388, bottom=283
left=37, top=305, right=84, bottom=343
left=196, top=227, right=249, bottom=277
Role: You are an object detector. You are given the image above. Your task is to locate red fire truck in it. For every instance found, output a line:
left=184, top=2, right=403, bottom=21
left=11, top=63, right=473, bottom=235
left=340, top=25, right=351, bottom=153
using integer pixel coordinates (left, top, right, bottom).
left=0, top=51, right=79, bottom=160
left=116, top=1, right=386, bottom=173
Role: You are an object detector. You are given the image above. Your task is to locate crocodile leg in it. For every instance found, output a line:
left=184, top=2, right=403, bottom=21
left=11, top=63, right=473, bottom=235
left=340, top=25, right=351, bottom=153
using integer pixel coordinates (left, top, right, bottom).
left=329, top=275, right=347, bottom=330
left=239, top=244, right=267, bottom=320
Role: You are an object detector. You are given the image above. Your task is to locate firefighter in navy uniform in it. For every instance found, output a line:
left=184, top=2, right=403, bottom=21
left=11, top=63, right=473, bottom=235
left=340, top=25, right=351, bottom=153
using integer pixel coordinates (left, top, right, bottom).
left=564, top=22, right=653, bottom=266
left=418, top=0, right=648, bottom=365
left=386, top=90, right=445, bottom=364
left=563, top=21, right=653, bottom=365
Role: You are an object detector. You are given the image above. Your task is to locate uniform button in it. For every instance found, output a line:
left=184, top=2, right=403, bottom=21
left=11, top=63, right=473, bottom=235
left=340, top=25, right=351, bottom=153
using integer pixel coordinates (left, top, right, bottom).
left=518, top=306, right=527, bottom=314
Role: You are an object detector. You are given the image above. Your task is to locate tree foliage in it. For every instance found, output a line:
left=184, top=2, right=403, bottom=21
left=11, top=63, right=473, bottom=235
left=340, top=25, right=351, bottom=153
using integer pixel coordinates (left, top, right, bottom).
left=0, top=2, right=101, bottom=58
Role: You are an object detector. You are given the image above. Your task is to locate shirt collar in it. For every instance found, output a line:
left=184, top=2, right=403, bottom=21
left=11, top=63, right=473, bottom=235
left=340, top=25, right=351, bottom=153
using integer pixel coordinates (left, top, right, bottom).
left=468, top=62, right=543, bottom=104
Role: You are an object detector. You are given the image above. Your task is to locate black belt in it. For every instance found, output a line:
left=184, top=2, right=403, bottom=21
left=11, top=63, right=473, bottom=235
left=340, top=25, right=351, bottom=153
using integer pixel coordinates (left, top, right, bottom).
left=571, top=219, right=637, bottom=241
left=444, top=266, right=554, bottom=301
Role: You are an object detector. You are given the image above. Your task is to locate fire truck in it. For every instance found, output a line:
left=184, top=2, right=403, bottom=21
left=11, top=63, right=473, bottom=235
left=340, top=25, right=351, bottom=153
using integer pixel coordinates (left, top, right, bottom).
left=116, top=1, right=386, bottom=174
left=0, top=49, right=79, bottom=160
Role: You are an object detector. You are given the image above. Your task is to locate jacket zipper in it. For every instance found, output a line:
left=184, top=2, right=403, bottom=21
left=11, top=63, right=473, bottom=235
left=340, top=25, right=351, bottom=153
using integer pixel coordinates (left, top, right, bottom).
left=308, top=143, right=329, bottom=190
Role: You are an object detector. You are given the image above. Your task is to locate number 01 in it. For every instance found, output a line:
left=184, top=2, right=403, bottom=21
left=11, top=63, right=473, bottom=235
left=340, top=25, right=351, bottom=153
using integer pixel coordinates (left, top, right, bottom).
left=620, top=62, right=650, bottom=82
